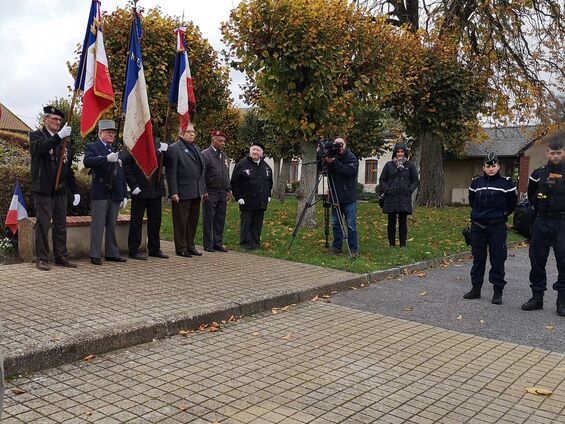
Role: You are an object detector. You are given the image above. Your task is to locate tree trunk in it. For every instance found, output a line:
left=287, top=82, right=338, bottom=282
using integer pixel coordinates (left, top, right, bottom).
left=272, top=157, right=281, bottom=201
left=410, top=138, right=422, bottom=208
left=295, top=140, right=317, bottom=228
left=416, top=131, right=445, bottom=207
left=275, top=158, right=291, bottom=202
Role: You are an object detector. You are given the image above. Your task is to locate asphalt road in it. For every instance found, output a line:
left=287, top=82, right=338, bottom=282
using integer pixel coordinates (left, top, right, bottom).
left=333, top=246, right=565, bottom=353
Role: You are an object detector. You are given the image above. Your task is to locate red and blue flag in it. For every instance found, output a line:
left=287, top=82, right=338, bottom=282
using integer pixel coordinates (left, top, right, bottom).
left=4, top=181, right=28, bottom=235
left=168, top=26, right=196, bottom=131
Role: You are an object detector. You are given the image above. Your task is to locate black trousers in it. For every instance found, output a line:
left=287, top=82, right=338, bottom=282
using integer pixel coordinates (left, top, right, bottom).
left=33, top=193, right=68, bottom=261
left=529, top=217, right=565, bottom=292
left=470, top=221, right=507, bottom=289
left=172, top=198, right=201, bottom=253
left=202, top=190, right=228, bottom=250
left=240, top=209, right=265, bottom=250
left=387, top=212, right=408, bottom=246
left=128, top=197, right=163, bottom=255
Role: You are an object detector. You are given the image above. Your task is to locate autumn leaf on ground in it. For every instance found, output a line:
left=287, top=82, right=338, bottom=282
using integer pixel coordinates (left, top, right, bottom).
left=403, top=305, right=414, bottom=312
left=413, top=271, right=426, bottom=278
left=282, top=332, right=293, bottom=340
left=198, top=324, right=208, bottom=332
left=322, top=294, right=331, bottom=299
left=480, top=320, right=486, bottom=325
left=271, top=308, right=279, bottom=314
left=544, top=325, right=556, bottom=331
left=12, top=388, right=26, bottom=395
left=311, top=295, right=319, bottom=301
left=179, top=330, right=193, bottom=337
left=280, top=305, right=291, bottom=311
left=350, top=286, right=358, bottom=290
left=84, top=354, right=96, bottom=361
left=52, top=336, right=63, bottom=342
left=85, top=411, right=93, bottom=416
left=331, top=291, right=338, bottom=294
left=210, top=322, right=220, bottom=332
left=525, top=387, right=552, bottom=396
left=252, top=332, right=261, bottom=336
left=456, top=315, right=463, bottom=321
left=418, top=291, right=429, bottom=296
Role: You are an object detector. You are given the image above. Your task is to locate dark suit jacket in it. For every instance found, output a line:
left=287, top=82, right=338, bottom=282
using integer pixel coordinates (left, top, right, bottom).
left=231, top=157, right=273, bottom=211
left=29, top=127, right=77, bottom=195
left=165, top=139, right=204, bottom=200
left=83, top=140, right=127, bottom=201
left=201, top=146, right=230, bottom=193
left=122, top=147, right=166, bottom=199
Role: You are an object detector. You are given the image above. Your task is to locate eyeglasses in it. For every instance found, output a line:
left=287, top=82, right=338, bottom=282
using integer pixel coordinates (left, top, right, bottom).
left=48, top=116, right=63, bottom=122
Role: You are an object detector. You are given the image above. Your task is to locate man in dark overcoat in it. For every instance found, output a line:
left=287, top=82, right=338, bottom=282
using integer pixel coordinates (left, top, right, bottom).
left=123, top=139, right=169, bottom=260
left=201, top=130, right=231, bottom=252
left=165, top=122, right=205, bottom=257
left=230, top=143, right=273, bottom=250
left=83, top=119, right=128, bottom=265
left=29, top=105, right=80, bottom=270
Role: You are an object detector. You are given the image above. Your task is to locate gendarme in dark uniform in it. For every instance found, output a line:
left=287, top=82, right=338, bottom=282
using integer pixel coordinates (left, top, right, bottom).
left=521, top=135, right=565, bottom=316
left=231, top=142, right=273, bottom=250
left=29, top=106, right=79, bottom=271
left=464, top=153, right=517, bottom=305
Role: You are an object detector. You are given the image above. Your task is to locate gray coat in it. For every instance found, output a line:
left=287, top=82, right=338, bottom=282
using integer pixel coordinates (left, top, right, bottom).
left=165, top=139, right=204, bottom=200
left=201, top=146, right=230, bottom=193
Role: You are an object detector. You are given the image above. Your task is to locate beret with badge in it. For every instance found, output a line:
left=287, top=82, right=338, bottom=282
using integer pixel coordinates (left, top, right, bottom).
left=211, top=129, right=226, bottom=138
left=43, top=105, right=65, bottom=119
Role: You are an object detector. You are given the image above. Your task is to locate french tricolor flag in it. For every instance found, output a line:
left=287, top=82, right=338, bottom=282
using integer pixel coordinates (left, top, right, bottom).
left=169, top=26, right=196, bottom=131
left=75, top=0, right=115, bottom=137
left=122, top=12, right=157, bottom=177
left=4, top=181, right=28, bottom=235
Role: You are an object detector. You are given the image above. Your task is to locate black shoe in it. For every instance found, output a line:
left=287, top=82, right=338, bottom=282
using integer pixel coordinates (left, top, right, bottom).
left=522, top=294, right=544, bottom=311
left=557, top=291, right=565, bottom=317
left=149, top=251, right=169, bottom=259
left=176, top=250, right=192, bottom=258
left=36, top=260, right=51, bottom=271
left=187, top=248, right=202, bottom=256
left=328, top=248, right=341, bottom=256
left=214, top=246, right=229, bottom=252
left=129, top=252, right=148, bottom=260
left=91, top=257, right=102, bottom=265
left=55, top=257, right=78, bottom=268
left=204, top=247, right=215, bottom=253
left=105, top=256, right=127, bottom=262
left=492, top=289, right=503, bottom=305
left=463, top=286, right=481, bottom=299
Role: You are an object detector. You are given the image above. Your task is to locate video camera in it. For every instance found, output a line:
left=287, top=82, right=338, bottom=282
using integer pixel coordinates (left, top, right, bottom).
left=318, top=140, right=343, bottom=158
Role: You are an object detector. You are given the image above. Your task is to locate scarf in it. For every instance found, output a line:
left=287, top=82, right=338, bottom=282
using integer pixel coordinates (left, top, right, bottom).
left=393, top=157, right=408, bottom=170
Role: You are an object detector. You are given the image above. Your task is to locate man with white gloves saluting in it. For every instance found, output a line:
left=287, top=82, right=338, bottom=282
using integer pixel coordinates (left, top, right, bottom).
left=83, top=119, right=128, bottom=265
left=29, top=105, right=80, bottom=271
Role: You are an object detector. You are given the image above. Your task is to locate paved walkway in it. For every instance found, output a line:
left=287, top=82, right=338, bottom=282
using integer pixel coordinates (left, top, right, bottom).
left=3, top=302, right=565, bottom=423
left=0, top=241, right=364, bottom=377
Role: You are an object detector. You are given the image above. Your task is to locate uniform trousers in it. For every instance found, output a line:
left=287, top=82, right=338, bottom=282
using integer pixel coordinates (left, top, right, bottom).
left=202, top=190, right=228, bottom=250
left=529, top=217, right=565, bottom=292
left=240, top=209, right=265, bottom=250
left=470, top=221, right=507, bottom=289
left=33, top=193, right=68, bottom=261
left=90, top=199, right=121, bottom=259
left=172, top=198, right=201, bottom=253
left=128, top=197, right=163, bottom=255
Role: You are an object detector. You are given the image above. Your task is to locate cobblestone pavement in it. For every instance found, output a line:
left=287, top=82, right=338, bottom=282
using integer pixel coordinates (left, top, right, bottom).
left=0, top=241, right=361, bottom=376
left=3, top=302, right=565, bottom=423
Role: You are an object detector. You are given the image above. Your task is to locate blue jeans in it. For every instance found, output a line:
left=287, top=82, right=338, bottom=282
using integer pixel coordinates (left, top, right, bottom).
left=332, top=201, right=358, bottom=252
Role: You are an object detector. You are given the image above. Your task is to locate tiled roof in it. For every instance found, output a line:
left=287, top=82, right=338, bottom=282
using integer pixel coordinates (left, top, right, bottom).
left=0, top=103, right=31, bottom=133
left=464, top=126, right=539, bottom=158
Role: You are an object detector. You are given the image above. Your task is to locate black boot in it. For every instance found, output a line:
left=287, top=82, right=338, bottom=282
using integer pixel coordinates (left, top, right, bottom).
left=557, top=291, right=565, bottom=317
left=521, top=292, right=544, bottom=311
left=463, top=285, right=481, bottom=299
left=492, top=287, right=503, bottom=305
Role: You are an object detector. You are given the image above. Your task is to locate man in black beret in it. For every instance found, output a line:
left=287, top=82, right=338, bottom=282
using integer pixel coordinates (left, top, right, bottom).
left=230, top=142, right=273, bottom=250
left=29, top=106, right=80, bottom=270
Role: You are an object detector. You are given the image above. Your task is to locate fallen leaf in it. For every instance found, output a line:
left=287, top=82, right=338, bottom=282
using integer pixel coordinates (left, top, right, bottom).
left=179, top=330, right=193, bottom=337
left=418, top=291, right=429, bottom=296
left=331, top=291, right=338, bottom=294
left=322, top=295, right=331, bottom=299
left=280, top=305, right=290, bottom=311
left=311, top=295, right=319, bottom=302
left=544, top=325, right=556, bottom=331
left=12, top=388, right=26, bottom=395
left=282, top=332, right=293, bottom=340
left=85, top=411, right=93, bottom=416
left=480, top=320, right=485, bottom=325
left=198, top=324, right=208, bottom=332
left=403, top=305, right=414, bottom=312
left=525, top=387, right=552, bottom=396
left=252, top=332, right=261, bottom=336
left=413, top=271, right=426, bottom=278
left=350, top=286, right=358, bottom=290
left=456, top=315, right=463, bottom=321
left=271, top=308, right=279, bottom=314
left=84, top=354, right=96, bottom=361
left=456, top=277, right=463, bottom=280
left=554, top=367, right=565, bottom=372
left=52, top=336, right=63, bottom=342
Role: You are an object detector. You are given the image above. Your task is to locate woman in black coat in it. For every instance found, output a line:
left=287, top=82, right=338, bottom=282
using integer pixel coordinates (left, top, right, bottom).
left=379, top=143, right=419, bottom=247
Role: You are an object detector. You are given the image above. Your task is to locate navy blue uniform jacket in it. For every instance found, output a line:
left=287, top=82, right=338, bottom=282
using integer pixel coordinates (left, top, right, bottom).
left=468, top=172, right=517, bottom=222
left=83, top=141, right=127, bottom=201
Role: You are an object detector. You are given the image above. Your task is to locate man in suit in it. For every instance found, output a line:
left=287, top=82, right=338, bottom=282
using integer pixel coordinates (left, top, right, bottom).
left=29, top=105, right=81, bottom=271
left=123, top=139, right=169, bottom=260
left=83, top=119, right=128, bottom=265
left=231, top=143, right=273, bottom=250
left=201, top=130, right=231, bottom=252
left=165, top=122, right=205, bottom=257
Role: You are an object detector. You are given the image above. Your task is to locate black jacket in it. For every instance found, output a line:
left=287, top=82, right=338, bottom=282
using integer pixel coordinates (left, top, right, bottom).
left=379, top=160, right=418, bottom=214
left=318, top=149, right=359, bottom=204
left=122, top=147, right=166, bottom=199
left=29, top=127, right=77, bottom=195
left=231, top=157, right=273, bottom=211
left=528, top=162, right=565, bottom=214
left=469, top=172, right=517, bottom=222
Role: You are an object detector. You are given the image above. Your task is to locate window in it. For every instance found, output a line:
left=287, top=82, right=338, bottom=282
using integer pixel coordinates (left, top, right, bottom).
left=289, top=160, right=299, bottom=183
left=365, top=160, right=378, bottom=184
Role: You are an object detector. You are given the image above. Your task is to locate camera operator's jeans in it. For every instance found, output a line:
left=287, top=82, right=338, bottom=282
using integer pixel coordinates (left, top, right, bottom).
left=332, top=201, right=358, bottom=252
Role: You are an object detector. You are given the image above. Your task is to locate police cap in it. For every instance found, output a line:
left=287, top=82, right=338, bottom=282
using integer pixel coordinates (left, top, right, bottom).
left=43, top=105, right=65, bottom=119
left=484, top=152, right=499, bottom=166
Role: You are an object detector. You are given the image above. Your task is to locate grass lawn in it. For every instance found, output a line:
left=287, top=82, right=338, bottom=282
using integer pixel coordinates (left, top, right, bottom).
left=159, top=198, right=524, bottom=273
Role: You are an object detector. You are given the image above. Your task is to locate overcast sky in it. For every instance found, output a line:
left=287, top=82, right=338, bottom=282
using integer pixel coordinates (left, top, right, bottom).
left=0, top=0, right=244, bottom=128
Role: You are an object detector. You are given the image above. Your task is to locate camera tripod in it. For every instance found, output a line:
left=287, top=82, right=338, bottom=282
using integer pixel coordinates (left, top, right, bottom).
left=288, top=162, right=353, bottom=259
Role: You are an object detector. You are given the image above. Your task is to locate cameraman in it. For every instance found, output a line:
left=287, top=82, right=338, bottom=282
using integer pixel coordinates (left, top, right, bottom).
left=317, top=137, right=359, bottom=257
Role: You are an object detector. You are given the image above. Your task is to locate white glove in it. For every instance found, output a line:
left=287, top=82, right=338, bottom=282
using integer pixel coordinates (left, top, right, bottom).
left=132, top=187, right=141, bottom=196
left=106, top=152, right=119, bottom=162
left=72, top=193, right=81, bottom=206
left=237, top=199, right=245, bottom=205
left=57, top=124, right=72, bottom=139
left=159, top=142, right=168, bottom=152
left=268, top=197, right=271, bottom=203
left=120, top=197, right=128, bottom=209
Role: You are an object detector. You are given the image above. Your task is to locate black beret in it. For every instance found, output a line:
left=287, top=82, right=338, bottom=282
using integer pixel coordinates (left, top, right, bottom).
left=43, top=105, right=65, bottom=119
left=251, top=142, right=265, bottom=152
